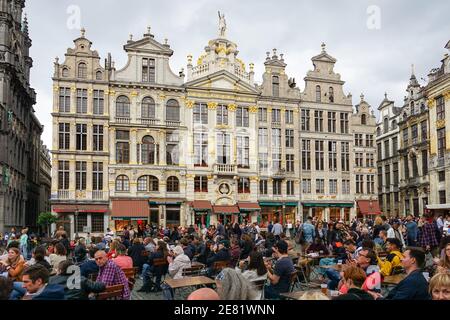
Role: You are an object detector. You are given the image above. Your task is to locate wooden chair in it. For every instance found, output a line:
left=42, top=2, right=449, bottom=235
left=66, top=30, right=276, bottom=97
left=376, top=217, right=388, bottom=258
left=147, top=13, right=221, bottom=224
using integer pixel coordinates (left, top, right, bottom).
left=182, top=265, right=204, bottom=277
left=251, top=278, right=267, bottom=300
left=288, top=271, right=300, bottom=292
left=213, top=261, right=229, bottom=273
left=122, top=267, right=139, bottom=291
left=96, top=284, right=124, bottom=300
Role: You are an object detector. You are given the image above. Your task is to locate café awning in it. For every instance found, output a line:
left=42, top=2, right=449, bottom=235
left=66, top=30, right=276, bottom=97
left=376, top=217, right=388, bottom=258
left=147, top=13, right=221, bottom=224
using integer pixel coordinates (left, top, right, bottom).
left=111, top=200, right=149, bottom=219
left=191, top=200, right=213, bottom=211
left=357, top=200, right=382, bottom=215
left=238, top=202, right=261, bottom=211
left=212, top=205, right=240, bottom=214
left=52, top=204, right=108, bottom=213
left=426, top=204, right=450, bottom=210
left=302, top=201, right=354, bottom=208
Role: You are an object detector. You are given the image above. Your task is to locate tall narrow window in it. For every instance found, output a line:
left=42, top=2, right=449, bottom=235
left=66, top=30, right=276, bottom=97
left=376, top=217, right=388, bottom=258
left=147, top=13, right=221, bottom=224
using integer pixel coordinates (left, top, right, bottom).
left=315, top=140, right=324, bottom=171
left=301, top=109, right=310, bottom=131
left=77, top=62, right=87, bottom=78
left=258, top=128, right=268, bottom=147
left=314, top=111, right=323, bottom=132
left=75, top=161, right=87, bottom=191
left=76, top=124, right=87, bottom=151
left=285, top=110, right=294, bottom=124
left=92, top=162, right=103, bottom=191
left=95, top=71, right=102, bottom=80
left=315, top=85, right=321, bottom=102
left=328, top=141, right=337, bottom=171
left=194, top=132, right=208, bottom=166
left=238, top=178, right=250, bottom=193
left=194, top=103, right=208, bottom=125
left=167, top=177, right=179, bottom=192
left=411, top=124, right=418, bottom=144
left=116, top=96, right=130, bottom=118
left=58, top=161, right=69, bottom=190
left=404, top=156, right=409, bottom=179
left=328, top=112, right=336, bottom=132
left=141, top=136, right=158, bottom=165
left=93, top=125, right=103, bottom=151
left=194, top=176, right=208, bottom=192
left=420, top=121, right=427, bottom=140
left=166, top=99, right=180, bottom=121
left=329, top=179, right=337, bottom=194
left=436, top=96, right=445, bottom=120
left=76, top=89, right=88, bottom=114
left=272, top=76, right=279, bottom=97
left=115, top=175, right=129, bottom=192
left=286, top=154, right=294, bottom=172
left=271, top=109, right=281, bottom=123
left=259, top=180, right=268, bottom=195
left=341, top=142, right=350, bottom=172
left=340, top=113, right=349, bottom=133
left=393, top=162, right=399, bottom=185
left=316, top=179, right=324, bottom=194
left=259, top=153, right=268, bottom=172
left=356, top=175, right=364, bottom=194
left=285, top=129, right=294, bottom=148
left=437, top=128, right=446, bottom=159
left=301, top=140, right=311, bottom=171
left=166, top=132, right=179, bottom=165
left=258, top=108, right=267, bottom=122
left=273, top=180, right=282, bottom=195
left=116, top=130, right=130, bottom=164
left=392, top=137, right=398, bottom=156
left=216, top=104, right=228, bottom=125
left=329, top=87, right=334, bottom=103
left=302, top=179, right=311, bottom=194
left=385, top=164, right=390, bottom=186
left=287, top=180, right=295, bottom=196
left=59, top=88, right=71, bottom=113
left=236, top=106, right=249, bottom=127
left=141, top=97, right=156, bottom=119
left=142, top=58, right=156, bottom=83
left=383, top=117, right=389, bottom=134
left=237, top=136, right=249, bottom=168
left=422, top=150, right=428, bottom=175
left=217, top=132, right=230, bottom=165
left=93, top=90, right=104, bottom=115
left=58, top=123, right=70, bottom=150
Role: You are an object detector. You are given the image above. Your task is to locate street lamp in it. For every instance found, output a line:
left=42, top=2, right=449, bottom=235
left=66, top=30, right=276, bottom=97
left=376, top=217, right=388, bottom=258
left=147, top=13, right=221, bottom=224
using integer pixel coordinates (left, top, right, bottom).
left=75, top=209, right=79, bottom=239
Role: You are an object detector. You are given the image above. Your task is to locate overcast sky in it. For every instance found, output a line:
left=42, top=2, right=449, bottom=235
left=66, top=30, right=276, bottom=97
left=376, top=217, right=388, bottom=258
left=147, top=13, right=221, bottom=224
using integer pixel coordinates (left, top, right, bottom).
left=26, top=0, right=449, bottom=148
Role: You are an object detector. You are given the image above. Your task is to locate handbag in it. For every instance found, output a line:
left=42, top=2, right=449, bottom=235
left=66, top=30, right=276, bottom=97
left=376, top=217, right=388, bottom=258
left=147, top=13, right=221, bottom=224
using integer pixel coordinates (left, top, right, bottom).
left=295, top=226, right=305, bottom=245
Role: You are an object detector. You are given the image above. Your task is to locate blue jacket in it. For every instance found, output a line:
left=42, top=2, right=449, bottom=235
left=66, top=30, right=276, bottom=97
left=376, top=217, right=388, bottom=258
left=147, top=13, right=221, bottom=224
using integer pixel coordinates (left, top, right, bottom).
left=385, top=270, right=431, bottom=300
left=80, top=259, right=99, bottom=278
left=32, top=284, right=65, bottom=300
left=405, top=221, right=418, bottom=240
left=301, top=222, right=315, bottom=243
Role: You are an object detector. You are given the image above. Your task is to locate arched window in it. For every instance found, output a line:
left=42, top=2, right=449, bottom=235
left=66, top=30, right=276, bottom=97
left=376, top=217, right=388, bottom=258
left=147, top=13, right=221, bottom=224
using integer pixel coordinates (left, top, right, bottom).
left=141, top=97, right=156, bottom=119
left=137, top=175, right=159, bottom=192
left=377, top=127, right=381, bottom=136
left=141, top=136, right=158, bottom=165
left=167, top=176, right=179, bottom=192
left=272, top=76, right=279, bottom=97
left=361, top=114, right=367, bottom=125
left=392, top=120, right=397, bottom=130
left=115, top=175, right=129, bottom=192
left=95, top=71, right=102, bottom=80
left=329, top=87, right=334, bottom=103
left=62, top=68, right=69, bottom=77
left=383, top=117, right=389, bottom=133
left=77, top=62, right=87, bottom=78
left=166, top=99, right=180, bottom=121
left=410, top=101, right=415, bottom=114
left=315, top=85, right=321, bottom=102
left=116, top=96, right=130, bottom=118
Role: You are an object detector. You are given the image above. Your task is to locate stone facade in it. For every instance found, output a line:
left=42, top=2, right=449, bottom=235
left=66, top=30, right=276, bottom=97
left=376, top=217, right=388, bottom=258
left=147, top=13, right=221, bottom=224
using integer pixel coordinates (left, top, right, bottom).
left=51, top=22, right=378, bottom=238
left=0, top=0, right=45, bottom=232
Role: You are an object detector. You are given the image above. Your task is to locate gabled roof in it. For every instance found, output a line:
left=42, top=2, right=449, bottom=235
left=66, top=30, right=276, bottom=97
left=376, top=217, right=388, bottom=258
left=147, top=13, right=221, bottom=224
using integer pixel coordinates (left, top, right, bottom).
left=311, top=51, right=337, bottom=63
left=185, top=69, right=259, bottom=94
left=123, top=36, right=173, bottom=56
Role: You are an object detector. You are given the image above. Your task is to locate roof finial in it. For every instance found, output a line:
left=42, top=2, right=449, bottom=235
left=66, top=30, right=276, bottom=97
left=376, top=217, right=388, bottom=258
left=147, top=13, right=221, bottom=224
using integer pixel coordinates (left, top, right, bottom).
left=384, top=92, right=388, bottom=99
left=147, top=26, right=151, bottom=34
left=266, top=51, right=270, bottom=60
left=81, top=27, right=86, bottom=38
left=411, top=63, right=415, bottom=76
left=360, top=93, right=365, bottom=102
left=164, top=38, right=168, bottom=45
left=272, top=48, right=278, bottom=59
left=321, top=42, right=326, bottom=53
left=22, top=13, right=29, bottom=35
left=280, top=53, right=284, bottom=61
left=129, top=34, right=133, bottom=41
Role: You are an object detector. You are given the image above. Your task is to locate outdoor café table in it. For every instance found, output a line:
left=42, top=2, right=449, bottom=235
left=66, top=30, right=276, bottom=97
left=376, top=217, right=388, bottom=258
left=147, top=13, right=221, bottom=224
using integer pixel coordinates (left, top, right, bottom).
left=280, top=290, right=321, bottom=300
left=191, top=261, right=205, bottom=268
left=383, top=274, right=406, bottom=286
left=165, top=276, right=216, bottom=290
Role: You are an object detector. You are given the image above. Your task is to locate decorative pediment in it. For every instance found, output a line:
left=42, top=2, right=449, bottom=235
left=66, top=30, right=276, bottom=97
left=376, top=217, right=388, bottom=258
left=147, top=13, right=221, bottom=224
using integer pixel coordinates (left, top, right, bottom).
left=185, top=70, right=259, bottom=94
left=124, top=37, right=173, bottom=56
left=311, top=52, right=337, bottom=63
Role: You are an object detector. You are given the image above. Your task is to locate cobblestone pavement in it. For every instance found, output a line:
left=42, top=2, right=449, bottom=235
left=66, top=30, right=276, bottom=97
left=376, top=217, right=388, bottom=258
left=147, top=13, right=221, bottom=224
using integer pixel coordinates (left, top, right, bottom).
left=131, top=278, right=165, bottom=300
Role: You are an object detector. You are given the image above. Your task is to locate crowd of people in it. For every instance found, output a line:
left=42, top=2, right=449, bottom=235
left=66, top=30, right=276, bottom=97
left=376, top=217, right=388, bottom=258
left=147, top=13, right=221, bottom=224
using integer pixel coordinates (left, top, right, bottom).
left=0, top=212, right=449, bottom=300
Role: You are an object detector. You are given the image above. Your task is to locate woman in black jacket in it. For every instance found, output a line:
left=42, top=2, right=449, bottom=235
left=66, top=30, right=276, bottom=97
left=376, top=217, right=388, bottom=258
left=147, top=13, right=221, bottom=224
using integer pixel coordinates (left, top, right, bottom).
left=127, top=238, right=146, bottom=272
left=48, top=260, right=105, bottom=300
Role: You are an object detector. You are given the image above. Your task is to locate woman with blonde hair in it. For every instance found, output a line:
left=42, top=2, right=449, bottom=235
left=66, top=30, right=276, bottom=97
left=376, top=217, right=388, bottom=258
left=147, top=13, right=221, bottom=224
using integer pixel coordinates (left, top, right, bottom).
left=0, top=247, right=25, bottom=281
left=434, top=243, right=450, bottom=274
left=429, top=273, right=450, bottom=300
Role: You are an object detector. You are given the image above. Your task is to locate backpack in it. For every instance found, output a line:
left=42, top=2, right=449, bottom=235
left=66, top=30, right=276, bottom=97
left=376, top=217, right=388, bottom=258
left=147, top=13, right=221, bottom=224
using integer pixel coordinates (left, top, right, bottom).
left=295, top=225, right=305, bottom=245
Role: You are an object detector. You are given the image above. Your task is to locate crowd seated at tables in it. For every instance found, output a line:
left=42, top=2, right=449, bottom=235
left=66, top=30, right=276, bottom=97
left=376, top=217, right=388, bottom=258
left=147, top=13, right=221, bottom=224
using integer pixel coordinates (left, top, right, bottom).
left=0, top=212, right=450, bottom=301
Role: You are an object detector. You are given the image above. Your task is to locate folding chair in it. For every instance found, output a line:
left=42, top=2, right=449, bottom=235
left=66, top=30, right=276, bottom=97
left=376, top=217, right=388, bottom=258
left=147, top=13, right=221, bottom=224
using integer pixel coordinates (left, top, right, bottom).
left=251, top=278, right=267, bottom=300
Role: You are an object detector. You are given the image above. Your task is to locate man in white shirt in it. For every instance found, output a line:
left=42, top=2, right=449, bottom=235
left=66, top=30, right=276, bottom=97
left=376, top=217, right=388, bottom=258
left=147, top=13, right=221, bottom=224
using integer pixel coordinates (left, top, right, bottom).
left=272, top=218, right=283, bottom=238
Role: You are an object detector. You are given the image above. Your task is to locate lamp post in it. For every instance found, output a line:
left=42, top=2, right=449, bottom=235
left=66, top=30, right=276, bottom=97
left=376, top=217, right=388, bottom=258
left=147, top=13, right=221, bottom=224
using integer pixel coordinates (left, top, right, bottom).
left=75, top=209, right=79, bottom=239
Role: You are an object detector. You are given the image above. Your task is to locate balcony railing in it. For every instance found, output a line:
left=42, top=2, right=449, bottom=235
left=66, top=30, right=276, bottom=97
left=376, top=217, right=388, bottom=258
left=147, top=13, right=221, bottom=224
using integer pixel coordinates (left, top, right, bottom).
left=139, top=118, right=159, bottom=126
left=214, top=163, right=237, bottom=174
left=165, top=120, right=181, bottom=127
left=115, top=117, right=131, bottom=124
left=92, top=190, right=107, bottom=200
left=57, top=190, right=70, bottom=199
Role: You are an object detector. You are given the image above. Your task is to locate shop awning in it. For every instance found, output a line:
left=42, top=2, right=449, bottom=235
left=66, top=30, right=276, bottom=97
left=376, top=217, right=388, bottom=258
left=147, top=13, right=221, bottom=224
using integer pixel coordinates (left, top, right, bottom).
left=357, top=200, right=382, bottom=215
left=53, top=204, right=108, bottom=213
left=213, top=205, right=240, bottom=214
left=191, top=200, right=213, bottom=211
left=302, top=201, right=354, bottom=208
left=238, top=202, right=261, bottom=211
left=111, top=200, right=149, bottom=219
left=259, top=202, right=283, bottom=206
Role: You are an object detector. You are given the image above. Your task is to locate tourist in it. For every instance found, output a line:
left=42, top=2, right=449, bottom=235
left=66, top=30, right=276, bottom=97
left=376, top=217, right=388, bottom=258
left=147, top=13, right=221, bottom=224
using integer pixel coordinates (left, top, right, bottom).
left=378, top=238, right=404, bottom=276
left=272, top=218, right=283, bottom=239
left=113, top=244, right=133, bottom=269
left=418, top=216, right=440, bottom=256
left=127, top=238, right=146, bottom=272
left=187, top=287, right=220, bottom=300
left=315, top=221, right=327, bottom=244
left=263, top=240, right=295, bottom=300
left=0, top=277, right=12, bottom=300
left=405, top=214, right=419, bottom=246
left=73, top=238, right=88, bottom=264
left=429, top=273, right=450, bottom=300
left=215, top=268, right=258, bottom=300
left=143, top=237, right=156, bottom=253
left=206, top=240, right=231, bottom=276
left=161, top=245, right=191, bottom=300
left=434, top=243, right=450, bottom=274
left=240, top=234, right=253, bottom=260
left=80, top=246, right=99, bottom=278
left=48, top=260, right=105, bottom=300
left=334, top=265, right=374, bottom=300
left=300, top=216, right=316, bottom=248
left=49, top=243, right=67, bottom=274
left=236, top=251, right=267, bottom=281
left=94, top=250, right=130, bottom=300
left=21, top=264, right=65, bottom=300
left=371, top=247, right=431, bottom=300
left=0, top=247, right=25, bottom=281
left=387, top=220, right=406, bottom=248
left=230, top=238, right=241, bottom=268
left=19, top=228, right=29, bottom=260
left=305, top=237, right=329, bottom=255
left=25, top=246, right=52, bottom=272
left=138, top=240, right=168, bottom=292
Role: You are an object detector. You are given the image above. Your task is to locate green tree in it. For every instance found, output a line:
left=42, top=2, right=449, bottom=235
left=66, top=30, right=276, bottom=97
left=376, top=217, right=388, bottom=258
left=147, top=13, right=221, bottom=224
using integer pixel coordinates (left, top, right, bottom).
left=37, top=212, right=58, bottom=237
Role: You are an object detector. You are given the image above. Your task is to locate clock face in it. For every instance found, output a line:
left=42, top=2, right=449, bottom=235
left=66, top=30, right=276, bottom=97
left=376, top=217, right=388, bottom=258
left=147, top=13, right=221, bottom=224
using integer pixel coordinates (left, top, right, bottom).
left=219, top=183, right=230, bottom=195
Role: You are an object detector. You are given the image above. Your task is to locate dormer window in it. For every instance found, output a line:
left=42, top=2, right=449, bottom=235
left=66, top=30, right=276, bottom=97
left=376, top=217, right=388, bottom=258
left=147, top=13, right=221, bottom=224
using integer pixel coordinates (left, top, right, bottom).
left=142, top=58, right=155, bottom=83
left=316, top=85, right=321, bottom=102
left=383, top=117, right=389, bottom=133
left=329, top=87, right=334, bottom=103
left=77, top=62, right=87, bottom=79
left=361, top=114, right=367, bottom=125
left=62, top=68, right=69, bottom=78
left=272, top=76, right=279, bottom=97
left=96, top=71, right=102, bottom=80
